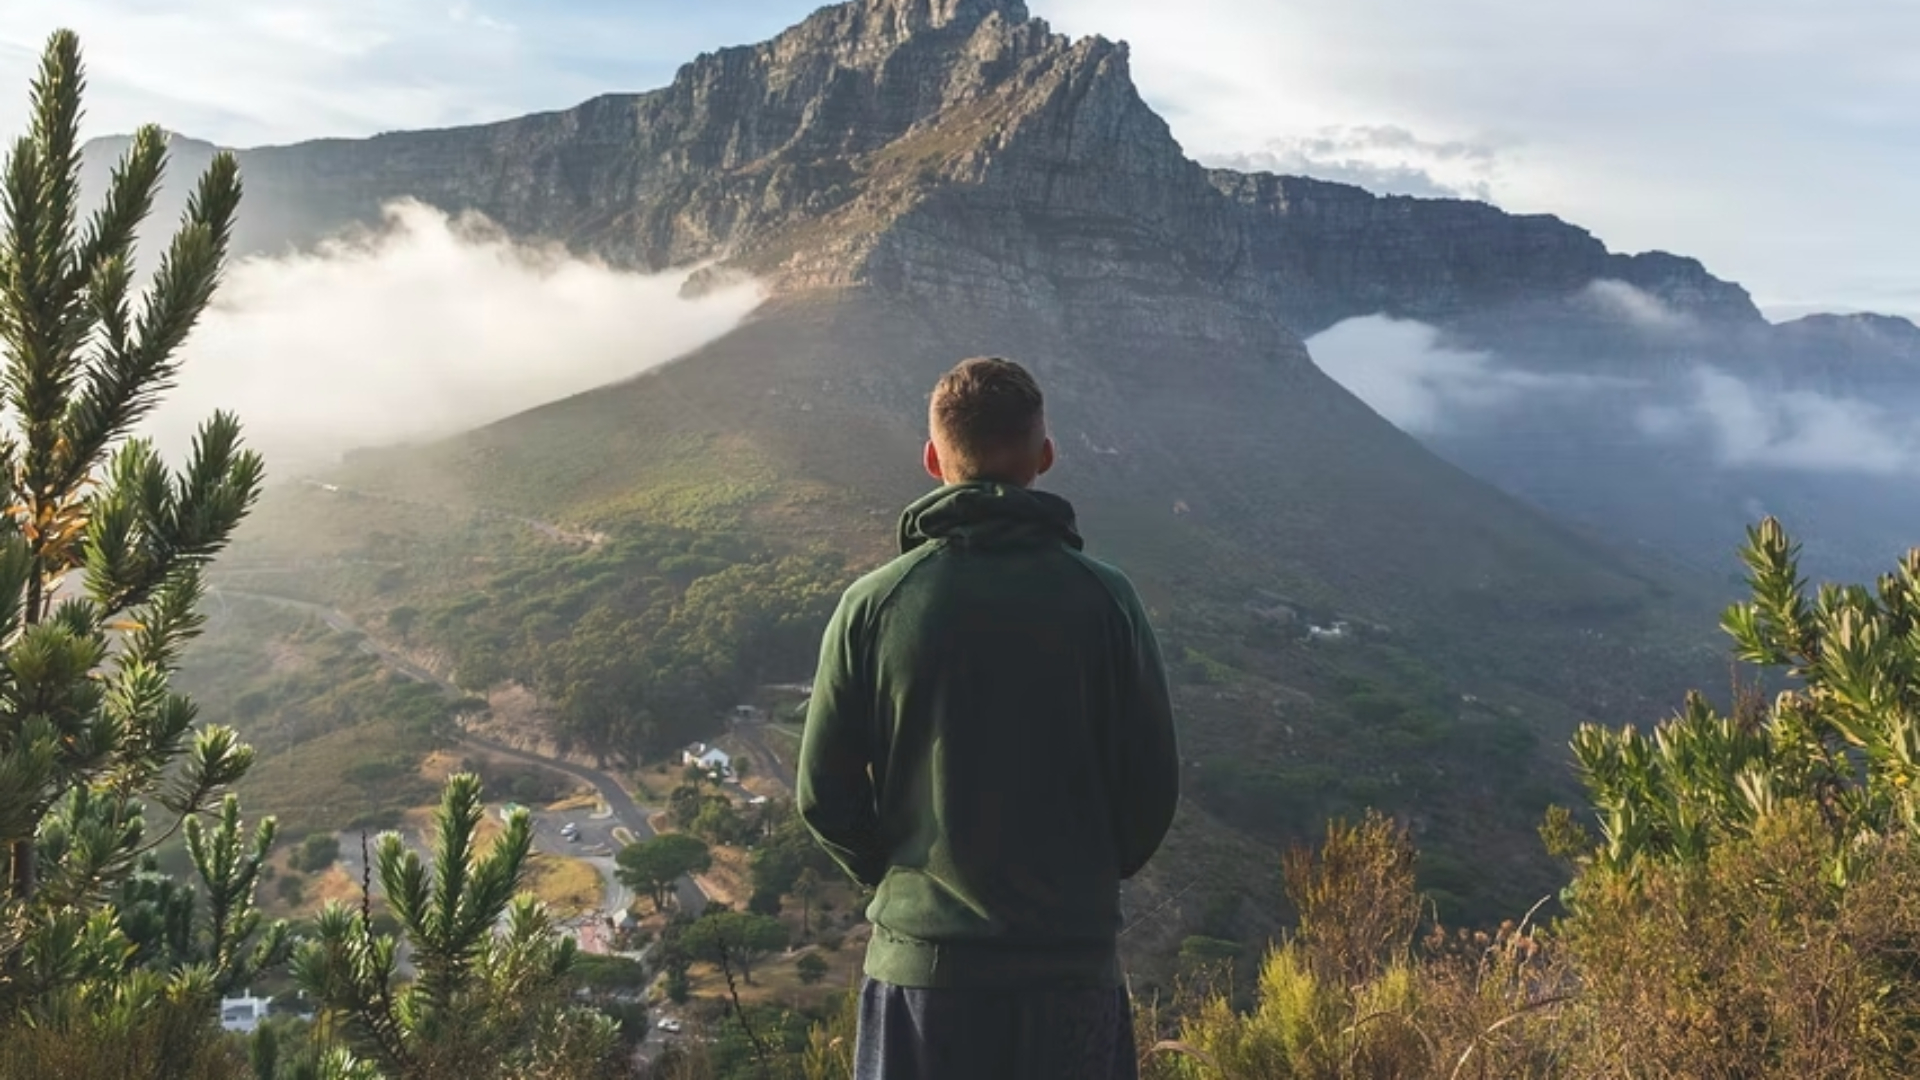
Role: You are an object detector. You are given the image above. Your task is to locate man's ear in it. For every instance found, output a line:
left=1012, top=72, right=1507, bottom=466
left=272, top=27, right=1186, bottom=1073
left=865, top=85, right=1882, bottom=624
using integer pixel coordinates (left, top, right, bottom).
left=924, top=440, right=946, bottom=482
left=1035, top=437, right=1056, bottom=478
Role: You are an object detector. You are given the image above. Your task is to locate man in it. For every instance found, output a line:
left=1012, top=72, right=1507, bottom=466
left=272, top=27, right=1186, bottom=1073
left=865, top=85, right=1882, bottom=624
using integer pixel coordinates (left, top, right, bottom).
left=798, top=357, right=1180, bottom=1079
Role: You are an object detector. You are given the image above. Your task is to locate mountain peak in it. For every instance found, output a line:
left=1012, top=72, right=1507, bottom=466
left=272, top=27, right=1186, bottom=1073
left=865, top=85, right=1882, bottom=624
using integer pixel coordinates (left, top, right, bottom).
left=858, top=0, right=1030, bottom=31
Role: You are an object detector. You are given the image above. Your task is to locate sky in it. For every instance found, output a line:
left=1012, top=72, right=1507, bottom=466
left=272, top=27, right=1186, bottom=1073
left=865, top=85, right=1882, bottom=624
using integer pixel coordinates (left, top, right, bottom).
left=1, top=0, right=1916, bottom=320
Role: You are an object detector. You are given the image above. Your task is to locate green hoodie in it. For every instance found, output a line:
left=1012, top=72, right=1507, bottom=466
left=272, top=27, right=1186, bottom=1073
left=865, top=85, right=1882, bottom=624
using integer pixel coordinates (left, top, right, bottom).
left=797, top=482, right=1180, bottom=989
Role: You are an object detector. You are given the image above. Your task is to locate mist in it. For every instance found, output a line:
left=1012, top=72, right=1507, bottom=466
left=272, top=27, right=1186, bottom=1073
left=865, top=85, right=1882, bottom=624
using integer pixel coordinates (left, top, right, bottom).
left=1308, top=309, right=1920, bottom=477
left=1639, top=368, right=1920, bottom=474
left=145, top=199, right=764, bottom=476
left=1306, top=314, right=1634, bottom=433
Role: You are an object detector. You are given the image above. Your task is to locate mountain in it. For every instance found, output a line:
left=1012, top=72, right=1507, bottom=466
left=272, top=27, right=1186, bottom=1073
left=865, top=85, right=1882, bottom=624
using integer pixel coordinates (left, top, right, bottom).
left=110, top=0, right=1742, bottom=958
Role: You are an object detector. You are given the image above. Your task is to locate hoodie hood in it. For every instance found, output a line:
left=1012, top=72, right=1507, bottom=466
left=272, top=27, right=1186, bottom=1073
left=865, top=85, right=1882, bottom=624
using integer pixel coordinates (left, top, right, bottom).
left=898, top=482, right=1084, bottom=554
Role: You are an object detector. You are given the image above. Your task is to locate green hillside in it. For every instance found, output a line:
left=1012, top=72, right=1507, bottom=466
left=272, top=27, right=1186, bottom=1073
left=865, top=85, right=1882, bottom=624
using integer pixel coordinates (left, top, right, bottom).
left=214, top=289, right=1723, bottom=947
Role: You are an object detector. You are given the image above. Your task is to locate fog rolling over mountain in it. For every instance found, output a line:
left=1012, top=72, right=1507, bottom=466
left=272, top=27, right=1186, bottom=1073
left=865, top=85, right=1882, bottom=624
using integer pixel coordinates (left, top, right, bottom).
left=1305, top=274, right=1920, bottom=584
left=95, top=0, right=1804, bottom=939
left=118, top=197, right=762, bottom=475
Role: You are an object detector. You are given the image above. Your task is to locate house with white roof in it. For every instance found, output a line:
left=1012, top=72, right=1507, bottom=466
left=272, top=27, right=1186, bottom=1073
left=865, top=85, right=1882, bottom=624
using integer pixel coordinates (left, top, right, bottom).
left=682, top=743, right=732, bottom=773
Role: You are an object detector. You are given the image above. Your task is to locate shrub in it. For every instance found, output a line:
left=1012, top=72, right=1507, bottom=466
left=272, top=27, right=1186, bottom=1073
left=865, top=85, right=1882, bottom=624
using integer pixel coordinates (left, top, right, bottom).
left=289, top=833, right=341, bottom=873
left=796, top=952, right=829, bottom=986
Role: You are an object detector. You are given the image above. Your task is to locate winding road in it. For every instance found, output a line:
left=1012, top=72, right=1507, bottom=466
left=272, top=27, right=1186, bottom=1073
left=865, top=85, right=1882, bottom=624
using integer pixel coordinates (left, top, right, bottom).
left=214, top=587, right=708, bottom=918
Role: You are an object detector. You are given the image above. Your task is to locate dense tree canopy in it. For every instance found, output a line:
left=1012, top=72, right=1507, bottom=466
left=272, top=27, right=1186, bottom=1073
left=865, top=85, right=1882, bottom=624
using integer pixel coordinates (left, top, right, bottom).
left=614, top=832, right=711, bottom=913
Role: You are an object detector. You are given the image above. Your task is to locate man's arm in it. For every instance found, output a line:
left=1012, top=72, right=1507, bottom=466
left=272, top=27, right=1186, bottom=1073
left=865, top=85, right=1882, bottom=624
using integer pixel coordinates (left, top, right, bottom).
left=1112, top=588, right=1180, bottom=879
left=796, top=594, right=888, bottom=887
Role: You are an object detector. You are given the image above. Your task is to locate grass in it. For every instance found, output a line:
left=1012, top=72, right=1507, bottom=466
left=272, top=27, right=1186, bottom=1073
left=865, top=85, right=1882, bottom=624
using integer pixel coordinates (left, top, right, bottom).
left=522, top=853, right=604, bottom=916
left=684, top=938, right=868, bottom=1008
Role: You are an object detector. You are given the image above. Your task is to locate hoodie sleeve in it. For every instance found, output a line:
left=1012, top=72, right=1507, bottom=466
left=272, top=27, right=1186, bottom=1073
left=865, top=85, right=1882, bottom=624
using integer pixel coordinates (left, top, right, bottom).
left=1111, top=585, right=1180, bottom=879
left=797, top=591, right=889, bottom=887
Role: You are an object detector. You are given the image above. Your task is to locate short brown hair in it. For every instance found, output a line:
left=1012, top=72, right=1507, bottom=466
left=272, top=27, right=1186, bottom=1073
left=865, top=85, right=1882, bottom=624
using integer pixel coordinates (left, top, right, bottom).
left=929, top=357, right=1046, bottom=481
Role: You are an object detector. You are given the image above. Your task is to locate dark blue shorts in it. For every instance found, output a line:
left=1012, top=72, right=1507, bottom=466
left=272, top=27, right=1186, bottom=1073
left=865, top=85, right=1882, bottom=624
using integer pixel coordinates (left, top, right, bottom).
left=854, top=977, right=1139, bottom=1080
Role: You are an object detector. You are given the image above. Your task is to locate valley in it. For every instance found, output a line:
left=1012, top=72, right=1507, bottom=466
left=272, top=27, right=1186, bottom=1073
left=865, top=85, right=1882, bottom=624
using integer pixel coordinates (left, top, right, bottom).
left=132, top=0, right=1774, bottom=983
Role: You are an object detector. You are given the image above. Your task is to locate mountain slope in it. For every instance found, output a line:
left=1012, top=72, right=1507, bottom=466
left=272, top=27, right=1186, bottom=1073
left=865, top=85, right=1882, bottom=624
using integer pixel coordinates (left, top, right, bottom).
left=142, top=0, right=1735, bottom=952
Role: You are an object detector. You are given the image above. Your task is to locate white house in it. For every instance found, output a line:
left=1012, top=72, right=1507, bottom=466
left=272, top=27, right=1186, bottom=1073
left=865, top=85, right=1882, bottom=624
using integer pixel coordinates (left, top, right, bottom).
left=219, top=993, right=272, bottom=1034
left=682, top=743, right=732, bottom=773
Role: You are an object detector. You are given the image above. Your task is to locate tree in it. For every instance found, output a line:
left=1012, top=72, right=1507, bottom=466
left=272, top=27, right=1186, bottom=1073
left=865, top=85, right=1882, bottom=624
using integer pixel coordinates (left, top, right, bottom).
left=682, top=763, right=710, bottom=790
left=292, top=773, right=622, bottom=1080
left=667, top=784, right=706, bottom=828
left=732, top=757, right=751, bottom=782
left=795, top=952, right=828, bottom=987
left=290, top=832, right=341, bottom=873
left=116, top=794, right=290, bottom=995
left=681, top=910, right=788, bottom=986
left=691, top=799, right=744, bottom=846
left=792, top=867, right=822, bottom=937
left=614, top=832, right=711, bottom=913
left=0, top=25, right=271, bottom=1061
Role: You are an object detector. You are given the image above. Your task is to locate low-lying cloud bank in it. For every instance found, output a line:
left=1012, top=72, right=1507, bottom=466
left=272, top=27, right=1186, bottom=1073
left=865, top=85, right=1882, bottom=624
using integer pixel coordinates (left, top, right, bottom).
left=1305, top=315, right=1632, bottom=433
left=1308, top=305, right=1920, bottom=475
left=1639, top=369, right=1920, bottom=475
left=146, top=199, right=763, bottom=474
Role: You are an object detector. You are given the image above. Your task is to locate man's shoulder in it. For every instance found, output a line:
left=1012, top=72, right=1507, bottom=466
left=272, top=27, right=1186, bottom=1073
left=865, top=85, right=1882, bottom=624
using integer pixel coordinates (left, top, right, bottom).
left=837, top=546, right=941, bottom=612
left=1063, top=549, right=1146, bottom=615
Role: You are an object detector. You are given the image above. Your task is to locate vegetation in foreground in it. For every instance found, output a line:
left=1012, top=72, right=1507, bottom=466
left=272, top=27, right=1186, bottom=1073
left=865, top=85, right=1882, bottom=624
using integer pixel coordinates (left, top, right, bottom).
left=651, top=523, right=1920, bottom=1080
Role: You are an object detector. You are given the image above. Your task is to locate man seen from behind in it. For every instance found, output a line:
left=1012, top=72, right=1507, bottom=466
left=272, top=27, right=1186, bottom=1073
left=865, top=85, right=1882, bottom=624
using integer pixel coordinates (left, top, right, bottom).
left=798, top=357, right=1181, bottom=1080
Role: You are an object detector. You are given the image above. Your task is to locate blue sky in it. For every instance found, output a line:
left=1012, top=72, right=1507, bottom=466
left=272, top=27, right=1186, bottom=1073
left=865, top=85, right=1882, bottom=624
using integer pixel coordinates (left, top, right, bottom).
left=3, top=0, right=1916, bottom=321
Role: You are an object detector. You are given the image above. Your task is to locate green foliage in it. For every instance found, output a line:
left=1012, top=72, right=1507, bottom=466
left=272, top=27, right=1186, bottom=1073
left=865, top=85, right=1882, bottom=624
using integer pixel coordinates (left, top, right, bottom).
left=1564, top=801, right=1920, bottom=1077
left=1573, top=518, right=1920, bottom=872
left=1144, top=814, right=1562, bottom=1080
left=691, top=799, right=745, bottom=846
left=568, top=953, right=647, bottom=995
left=614, top=831, right=711, bottom=913
left=681, top=909, right=789, bottom=986
left=115, top=794, right=290, bottom=995
left=289, top=834, right=341, bottom=874
left=668, top=785, right=706, bottom=828
left=290, top=773, right=621, bottom=1080
left=795, top=952, right=828, bottom=986
left=0, top=30, right=277, bottom=1071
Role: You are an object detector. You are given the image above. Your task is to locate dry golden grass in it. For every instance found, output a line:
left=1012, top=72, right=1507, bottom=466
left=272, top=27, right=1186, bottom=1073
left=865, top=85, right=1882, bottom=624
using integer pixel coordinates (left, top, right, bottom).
left=522, top=853, right=603, bottom=916
left=684, top=935, right=868, bottom=1008
left=546, top=793, right=603, bottom=813
left=693, top=845, right=751, bottom=909
left=418, top=749, right=464, bottom=786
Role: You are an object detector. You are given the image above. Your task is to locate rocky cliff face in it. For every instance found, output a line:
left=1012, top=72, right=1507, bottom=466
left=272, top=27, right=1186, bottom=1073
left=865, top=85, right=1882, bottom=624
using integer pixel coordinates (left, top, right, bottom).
left=88, top=0, right=1758, bottom=355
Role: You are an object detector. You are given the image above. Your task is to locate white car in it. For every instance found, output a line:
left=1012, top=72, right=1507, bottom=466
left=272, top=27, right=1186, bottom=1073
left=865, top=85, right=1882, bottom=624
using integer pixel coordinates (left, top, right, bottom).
left=657, top=1018, right=683, bottom=1035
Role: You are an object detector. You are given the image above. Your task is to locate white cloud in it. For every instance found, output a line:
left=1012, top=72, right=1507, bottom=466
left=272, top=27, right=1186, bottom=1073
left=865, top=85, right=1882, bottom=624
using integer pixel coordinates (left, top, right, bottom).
left=1582, top=280, right=1695, bottom=332
left=144, top=200, right=763, bottom=475
left=1202, top=124, right=1504, bottom=200
left=1638, top=368, right=1920, bottom=475
left=1043, top=0, right=1920, bottom=321
left=0, top=1, right=804, bottom=146
left=1306, top=315, right=1634, bottom=433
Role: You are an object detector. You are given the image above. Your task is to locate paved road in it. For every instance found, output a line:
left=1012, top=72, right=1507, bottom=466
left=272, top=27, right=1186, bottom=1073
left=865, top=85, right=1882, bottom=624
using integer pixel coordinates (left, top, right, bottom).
left=459, top=733, right=706, bottom=917
left=221, top=588, right=708, bottom=919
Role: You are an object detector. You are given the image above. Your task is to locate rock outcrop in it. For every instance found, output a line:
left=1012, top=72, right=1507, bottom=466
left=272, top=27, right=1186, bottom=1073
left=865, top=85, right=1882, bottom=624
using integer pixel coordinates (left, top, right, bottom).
left=88, top=0, right=1759, bottom=351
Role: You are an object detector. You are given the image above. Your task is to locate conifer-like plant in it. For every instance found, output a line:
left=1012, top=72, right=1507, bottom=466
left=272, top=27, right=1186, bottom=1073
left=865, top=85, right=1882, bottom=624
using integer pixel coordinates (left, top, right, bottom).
left=0, top=25, right=268, bottom=1027
left=292, top=773, right=621, bottom=1080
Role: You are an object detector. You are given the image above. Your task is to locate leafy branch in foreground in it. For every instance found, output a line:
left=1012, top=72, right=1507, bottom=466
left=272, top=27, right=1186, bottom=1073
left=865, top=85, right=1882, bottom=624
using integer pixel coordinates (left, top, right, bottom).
left=0, top=25, right=272, bottom=1056
left=292, top=773, right=622, bottom=1080
left=1571, top=517, right=1920, bottom=872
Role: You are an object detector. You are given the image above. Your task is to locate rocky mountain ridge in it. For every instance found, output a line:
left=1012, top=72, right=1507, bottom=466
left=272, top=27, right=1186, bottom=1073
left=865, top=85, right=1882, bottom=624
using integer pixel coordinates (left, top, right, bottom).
left=90, top=0, right=1776, bottom=347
